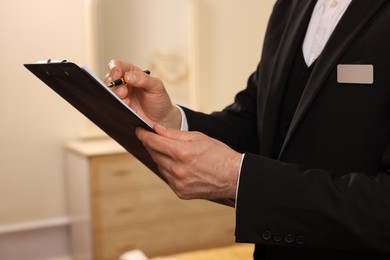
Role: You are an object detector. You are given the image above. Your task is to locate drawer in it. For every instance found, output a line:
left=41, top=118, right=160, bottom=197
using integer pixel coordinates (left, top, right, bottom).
left=92, top=185, right=233, bottom=230
left=90, top=153, right=161, bottom=193
left=93, top=212, right=236, bottom=260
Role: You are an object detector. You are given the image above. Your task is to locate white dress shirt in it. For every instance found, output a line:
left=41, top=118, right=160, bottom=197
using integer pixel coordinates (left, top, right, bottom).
left=303, top=0, right=352, bottom=66
left=176, top=0, right=353, bottom=206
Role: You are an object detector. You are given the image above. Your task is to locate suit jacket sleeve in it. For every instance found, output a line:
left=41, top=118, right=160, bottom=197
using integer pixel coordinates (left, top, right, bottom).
left=235, top=152, right=390, bottom=253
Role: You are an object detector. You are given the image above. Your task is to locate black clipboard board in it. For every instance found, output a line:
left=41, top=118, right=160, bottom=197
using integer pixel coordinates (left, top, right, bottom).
left=24, top=60, right=160, bottom=177
left=24, top=60, right=234, bottom=207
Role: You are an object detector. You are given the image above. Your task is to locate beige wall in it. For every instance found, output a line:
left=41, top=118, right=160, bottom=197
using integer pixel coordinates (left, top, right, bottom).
left=193, top=0, right=275, bottom=113
left=0, top=0, right=88, bottom=225
left=0, top=0, right=275, bottom=228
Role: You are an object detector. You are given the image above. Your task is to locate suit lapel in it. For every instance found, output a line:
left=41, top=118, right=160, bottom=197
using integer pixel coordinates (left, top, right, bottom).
left=259, top=0, right=316, bottom=156
left=278, top=0, right=387, bottom=159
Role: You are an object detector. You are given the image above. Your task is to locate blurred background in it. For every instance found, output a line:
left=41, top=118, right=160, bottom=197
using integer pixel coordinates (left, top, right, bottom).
left=0, top=0, right=274, bottom=259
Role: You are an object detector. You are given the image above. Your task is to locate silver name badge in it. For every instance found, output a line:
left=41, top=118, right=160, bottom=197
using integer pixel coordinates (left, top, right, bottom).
left=337, top=64, right=374, bottom=84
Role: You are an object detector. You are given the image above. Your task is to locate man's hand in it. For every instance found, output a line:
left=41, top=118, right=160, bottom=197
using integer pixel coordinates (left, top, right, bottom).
left=136, top=124, right=242, bottom=200
left=104, top=59, right=182, bottom=129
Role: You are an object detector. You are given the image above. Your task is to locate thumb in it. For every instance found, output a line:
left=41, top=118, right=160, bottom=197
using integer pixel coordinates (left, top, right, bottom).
left=154, top=124, right=191, bottom=141
left=124, top=71, right=164, bottom=94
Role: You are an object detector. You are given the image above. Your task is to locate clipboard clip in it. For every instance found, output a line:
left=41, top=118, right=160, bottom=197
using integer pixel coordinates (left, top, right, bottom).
left=35, top=59, right=70, bottom=77
left=37, top=59, right=67, bottom=64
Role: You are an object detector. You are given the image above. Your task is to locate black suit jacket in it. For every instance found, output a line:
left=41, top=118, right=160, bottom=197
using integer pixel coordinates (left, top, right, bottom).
left=182, top=0, right=390, bottom=259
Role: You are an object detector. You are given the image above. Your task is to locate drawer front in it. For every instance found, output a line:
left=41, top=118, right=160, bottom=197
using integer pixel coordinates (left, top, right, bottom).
left=92, top=186, right=233, bottom=230
left=90, top=153, right=161, bottom=193
left=93, top=212, right=236, bottom=260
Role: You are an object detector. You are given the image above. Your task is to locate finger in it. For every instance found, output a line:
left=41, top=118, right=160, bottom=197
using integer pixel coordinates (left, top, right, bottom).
left=143, top=142, right=191, bottom=195
left=136, top=127, right=178, bottom=158
left=103, top=73, right=112, bottom=84
left=153, top=124, right=198, bottom=142
left=106, top=59, right=142, bottom=82
left=140, top=131, right=178, bottom=180
left=107, top=59, right=124, bottom=81
left=124, top=70, right=164, bottom=94
left=144, top=142, right=172, bottom=168
left=114, top=85, right=129, bottom=99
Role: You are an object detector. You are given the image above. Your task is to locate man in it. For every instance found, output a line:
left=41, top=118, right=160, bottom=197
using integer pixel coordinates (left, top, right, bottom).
left=105, top=0, right=390, bottom=259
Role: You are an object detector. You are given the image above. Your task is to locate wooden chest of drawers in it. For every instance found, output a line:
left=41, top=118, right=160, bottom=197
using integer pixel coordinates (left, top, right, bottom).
left=65, top=139, right=235, bottom=260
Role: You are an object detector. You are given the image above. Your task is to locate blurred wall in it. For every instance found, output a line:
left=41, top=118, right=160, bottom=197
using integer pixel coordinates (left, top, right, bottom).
left=193, top=0, right=275, bottom=113
left=0, top=0, right=88, bottom=227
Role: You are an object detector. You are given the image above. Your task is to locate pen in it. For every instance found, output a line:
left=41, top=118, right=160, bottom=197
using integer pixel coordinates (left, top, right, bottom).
left=107, top=70, right=151, bottom=88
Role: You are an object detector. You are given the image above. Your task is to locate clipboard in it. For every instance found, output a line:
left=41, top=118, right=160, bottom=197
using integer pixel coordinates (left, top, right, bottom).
left=24, top=59, right=235, bottom=207
left=24, top=60, right=160, bottom=177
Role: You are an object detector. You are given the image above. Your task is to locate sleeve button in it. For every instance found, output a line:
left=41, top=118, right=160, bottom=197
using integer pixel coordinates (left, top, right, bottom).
left=296, top=235, right=306, bottom=245
left=284, top=234, right=295, bottom=244
left=262, top=230, right=272, bottom=241
left=273, top=233, right=283, bottom=242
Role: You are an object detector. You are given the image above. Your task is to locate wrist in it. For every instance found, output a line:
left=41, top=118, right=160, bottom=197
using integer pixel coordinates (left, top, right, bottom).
left=164, top=105, right=182, bottom=130
left=225, top=151, right=242, bottom=199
